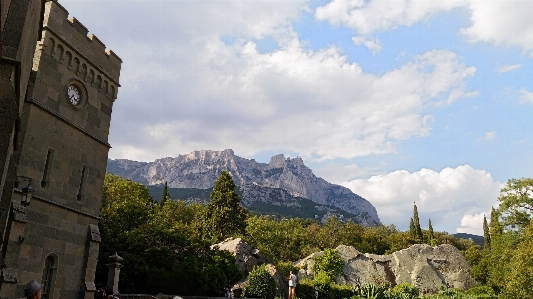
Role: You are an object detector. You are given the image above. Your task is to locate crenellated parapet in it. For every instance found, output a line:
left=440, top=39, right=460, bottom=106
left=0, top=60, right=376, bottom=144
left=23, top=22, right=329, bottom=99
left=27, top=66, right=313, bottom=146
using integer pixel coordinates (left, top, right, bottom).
left=41, top=0, right=121, bottom=87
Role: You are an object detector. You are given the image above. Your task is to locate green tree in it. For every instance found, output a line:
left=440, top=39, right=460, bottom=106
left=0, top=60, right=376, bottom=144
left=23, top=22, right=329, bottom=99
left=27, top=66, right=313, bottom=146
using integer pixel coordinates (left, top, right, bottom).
left=483, top=214, right=491, bottom=249
left=413, top=204, right=423, bottom=242
left=500, top=219, right=533, bottom=299
left=427, top=219, right=436, bottom=245
left=497, top=178, right=533, bottom=231
left=160, top=181, right=171, bottom=206
left=203, top=171, right=248, bottom=242
left=242, top=265, right=277, bottom=299
left=409, top=217, right=415, bottom=239
left=97, top=173, right=241, bottom=296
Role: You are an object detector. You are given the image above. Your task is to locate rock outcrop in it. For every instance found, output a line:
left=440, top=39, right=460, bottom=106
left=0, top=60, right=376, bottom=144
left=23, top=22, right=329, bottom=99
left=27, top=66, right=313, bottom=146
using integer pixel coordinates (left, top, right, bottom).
left=212, top=238, right=289, bottom=298
left=107, top=149, right=380, bottom=226
left=296, top=244, right=476, bottom=294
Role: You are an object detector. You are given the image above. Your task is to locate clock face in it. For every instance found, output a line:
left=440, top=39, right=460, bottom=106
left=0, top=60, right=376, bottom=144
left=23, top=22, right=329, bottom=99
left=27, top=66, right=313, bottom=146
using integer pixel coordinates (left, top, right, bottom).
left=68, top=84, right=81, bottom=106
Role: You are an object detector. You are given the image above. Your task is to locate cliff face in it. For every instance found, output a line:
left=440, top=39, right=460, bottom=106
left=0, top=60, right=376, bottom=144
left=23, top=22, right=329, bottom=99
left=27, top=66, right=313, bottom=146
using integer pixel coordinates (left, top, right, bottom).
left=107, top=149, right=380, bottom=226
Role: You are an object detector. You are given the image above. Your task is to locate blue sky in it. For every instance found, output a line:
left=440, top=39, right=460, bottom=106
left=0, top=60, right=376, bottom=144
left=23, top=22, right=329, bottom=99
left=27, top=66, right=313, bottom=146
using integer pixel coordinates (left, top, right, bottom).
left=60, top=0, right=533, bottom=235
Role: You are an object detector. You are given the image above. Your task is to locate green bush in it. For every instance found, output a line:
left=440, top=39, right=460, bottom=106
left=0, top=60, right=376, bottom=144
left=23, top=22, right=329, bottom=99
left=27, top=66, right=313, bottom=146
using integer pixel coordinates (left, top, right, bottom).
left=465, top=285, right=496, bottom=298
left=242, top=265, right=277, bottom=299
left=294, top=279, right=314, bottom=299
left=313, top=271, right=332, bottom=299
left=391, top=282, right=418, bottom=299
left=352, top=283, right=390, bottom=299
left=330, top=283, right=354, bottom=299
left=313, top=248, right=344, bottom=281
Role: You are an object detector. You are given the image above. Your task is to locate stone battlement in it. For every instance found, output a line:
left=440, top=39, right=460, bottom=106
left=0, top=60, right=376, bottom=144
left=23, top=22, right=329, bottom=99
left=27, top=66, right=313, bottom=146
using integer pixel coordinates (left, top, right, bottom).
left=42, top=0, right=122, bottom=83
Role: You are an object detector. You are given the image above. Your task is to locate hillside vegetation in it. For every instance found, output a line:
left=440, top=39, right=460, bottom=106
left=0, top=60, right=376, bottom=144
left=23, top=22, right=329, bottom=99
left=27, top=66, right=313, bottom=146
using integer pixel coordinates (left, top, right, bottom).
left=96, top=173, right=533, bottom=298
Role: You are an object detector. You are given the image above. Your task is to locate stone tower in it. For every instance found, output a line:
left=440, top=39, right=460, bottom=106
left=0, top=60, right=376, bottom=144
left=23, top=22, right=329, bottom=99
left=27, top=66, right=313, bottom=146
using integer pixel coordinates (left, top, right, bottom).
left=0, top=1, right=121, bottom=299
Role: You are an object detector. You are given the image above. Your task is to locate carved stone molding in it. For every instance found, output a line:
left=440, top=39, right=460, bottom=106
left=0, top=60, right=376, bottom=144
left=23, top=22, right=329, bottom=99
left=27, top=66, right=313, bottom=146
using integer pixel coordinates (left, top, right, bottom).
left=12, top=203, right=27, bottom=223
left=1, top=268, right=17, bottom=283
left=89, top=224, right=101, bottom=242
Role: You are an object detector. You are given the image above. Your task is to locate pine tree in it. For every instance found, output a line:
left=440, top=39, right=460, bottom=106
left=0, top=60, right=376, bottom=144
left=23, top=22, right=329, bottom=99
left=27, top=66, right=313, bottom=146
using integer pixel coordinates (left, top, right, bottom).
left=483, top=214, right=491, bottom=249
left=428, top=218, right=435, bottom=245
left=203, top=171, right=248, bottom=242
left=161, top=181, right=171, bottom=206
left=413, top=203, right=422, bottom=242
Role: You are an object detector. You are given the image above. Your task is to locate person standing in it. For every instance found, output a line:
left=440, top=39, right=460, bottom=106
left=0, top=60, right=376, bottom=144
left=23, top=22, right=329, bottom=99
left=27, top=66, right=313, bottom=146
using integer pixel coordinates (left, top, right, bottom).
left=24, top=280, right=43, bottom=299
left=287, top=270, right=297, bottom=299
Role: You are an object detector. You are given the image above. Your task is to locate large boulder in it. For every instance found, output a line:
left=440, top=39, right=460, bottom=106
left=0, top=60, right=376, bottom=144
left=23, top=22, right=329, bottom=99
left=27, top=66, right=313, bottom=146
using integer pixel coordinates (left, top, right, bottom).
left=213, top=237, right=269, bottom=276
left=295, top=244, right=476, bottom=294
left=212, top=238, right=288, bottom=298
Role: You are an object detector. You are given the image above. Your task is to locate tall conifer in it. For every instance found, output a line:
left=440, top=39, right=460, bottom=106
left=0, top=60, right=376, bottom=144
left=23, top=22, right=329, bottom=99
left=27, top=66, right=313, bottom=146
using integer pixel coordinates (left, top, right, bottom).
left=203, top=171, right=248, bottom=242
left=161, top=181, right=171, bottom=206
left=413, top=203, right=423, bottom=241
left=428, top=218, right=435, bottom=244
left=409, top=218, right=415, bottom=238
left=483, top=214, right=491, bottom=249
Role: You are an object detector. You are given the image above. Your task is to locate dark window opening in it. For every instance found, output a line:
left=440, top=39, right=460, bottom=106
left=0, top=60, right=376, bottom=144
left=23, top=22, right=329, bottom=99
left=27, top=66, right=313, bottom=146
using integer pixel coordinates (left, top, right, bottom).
left=41, top=150, right=53, bottom=188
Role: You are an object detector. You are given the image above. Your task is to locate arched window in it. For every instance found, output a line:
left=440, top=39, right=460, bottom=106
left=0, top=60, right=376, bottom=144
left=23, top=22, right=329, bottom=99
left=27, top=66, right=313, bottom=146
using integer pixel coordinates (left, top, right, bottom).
left=41, top=255, right=57, bottom=299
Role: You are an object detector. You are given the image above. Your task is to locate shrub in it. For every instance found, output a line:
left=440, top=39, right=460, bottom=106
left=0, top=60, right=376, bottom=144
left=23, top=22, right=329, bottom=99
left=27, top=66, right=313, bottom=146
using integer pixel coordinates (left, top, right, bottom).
left=242, top=265, right=277, bottom=299
left=330, top=283, right=354, bottom=299
left=294, top=279, right=314, bottom=299
left=313, top=248, right=344, bottom=281
left=313, top=270, right=332, bottom=299
left=352, top=283, right=390, bottom=299
left=392, top=282, right=418, bottom=299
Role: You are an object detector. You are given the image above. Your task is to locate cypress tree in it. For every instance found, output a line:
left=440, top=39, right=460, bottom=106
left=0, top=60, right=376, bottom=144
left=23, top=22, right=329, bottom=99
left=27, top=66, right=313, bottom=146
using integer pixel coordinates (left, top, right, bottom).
left=483, top=214, right=491, bottom=249
left=413, top=203, right=423, bottom=241
left=428, top=218, right=435, bottom=244
left=409, top=218, right=415, bottom=238
left=161, top=181, right=171, bottom=206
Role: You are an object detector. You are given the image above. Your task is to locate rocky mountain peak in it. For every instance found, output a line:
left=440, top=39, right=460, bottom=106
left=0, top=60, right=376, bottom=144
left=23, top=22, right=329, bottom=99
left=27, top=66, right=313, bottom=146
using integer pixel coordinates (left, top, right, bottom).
left=107, top=149, right=381, bottom=226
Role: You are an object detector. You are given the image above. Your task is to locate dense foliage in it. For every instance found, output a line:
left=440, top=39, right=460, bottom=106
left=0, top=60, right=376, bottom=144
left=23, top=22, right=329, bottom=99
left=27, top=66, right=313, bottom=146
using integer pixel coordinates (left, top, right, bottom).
left=97, top=171, right=533, bottom=298
left=242, top=265, right=278, bottom=299
left=244, top=215, right=474, bottom=265
left=95, top=173, right=241, bottom=296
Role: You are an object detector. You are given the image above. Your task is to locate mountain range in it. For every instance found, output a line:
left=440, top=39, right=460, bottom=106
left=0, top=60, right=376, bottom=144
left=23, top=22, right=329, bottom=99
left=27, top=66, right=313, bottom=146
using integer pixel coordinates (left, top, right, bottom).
left=106, top=149, right=381, bottom=226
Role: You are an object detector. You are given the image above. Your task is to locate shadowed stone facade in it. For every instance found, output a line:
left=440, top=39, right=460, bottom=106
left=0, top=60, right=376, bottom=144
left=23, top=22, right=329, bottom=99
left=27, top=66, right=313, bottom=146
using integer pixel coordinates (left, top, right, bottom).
left=0, top=1, right=121, bottom=298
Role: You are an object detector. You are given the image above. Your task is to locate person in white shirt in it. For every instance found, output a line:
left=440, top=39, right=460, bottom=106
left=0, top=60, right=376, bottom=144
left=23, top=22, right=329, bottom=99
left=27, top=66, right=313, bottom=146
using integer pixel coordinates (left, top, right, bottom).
left=287, top=270, right=297, bottom=299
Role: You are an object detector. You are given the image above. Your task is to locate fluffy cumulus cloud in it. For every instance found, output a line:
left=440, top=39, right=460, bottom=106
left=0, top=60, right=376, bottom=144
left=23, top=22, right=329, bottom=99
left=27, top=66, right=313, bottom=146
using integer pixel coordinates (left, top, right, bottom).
left=315, top=0, right=533, bottom=55
left=315, top=0, right=463, bottom=35
left=113, top=43, right=475, bottom=161
left=342, top=165, right=502, bottom=234
left=457, top=212, right=487, bottom=235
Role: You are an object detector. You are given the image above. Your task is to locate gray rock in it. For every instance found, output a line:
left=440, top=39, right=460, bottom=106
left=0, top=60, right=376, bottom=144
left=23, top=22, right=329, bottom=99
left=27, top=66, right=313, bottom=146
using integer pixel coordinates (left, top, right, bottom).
left=212, top=238, right=289, bottom=298
left=295, top=244, right=476, bottom=294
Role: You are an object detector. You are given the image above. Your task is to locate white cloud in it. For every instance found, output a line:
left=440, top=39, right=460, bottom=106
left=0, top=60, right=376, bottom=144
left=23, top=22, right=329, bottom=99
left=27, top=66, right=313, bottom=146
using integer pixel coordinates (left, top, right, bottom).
left=352, top=36, right=382, bottom=53
left=315, top=0, right=533, bottom=55
left=110, top=42, right=476, bottom=161
left=342, top=165, right=502, bottom=233
left=519, top=88, right=533, bottom=104
left=485, top=131, right=495, bottom=140
left=461, top=1, right=533, bottom=55
left=457, top=212, right=486, bottom=235
left=498, top=64, right=521, bottom=73
left=315, top=0, right=463, bottom=35
left=312, top=163, right=383, bottom=184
